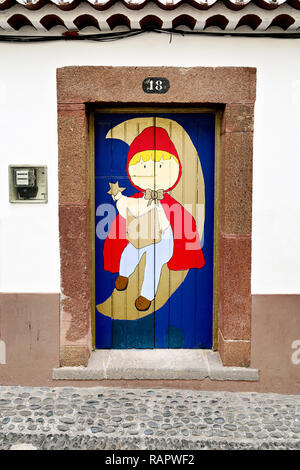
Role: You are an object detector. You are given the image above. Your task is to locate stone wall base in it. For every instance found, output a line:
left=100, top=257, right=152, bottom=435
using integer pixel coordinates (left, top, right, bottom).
left=1, top=293, right=299, bottom=394
left=218, top=331, right=251, bottom=367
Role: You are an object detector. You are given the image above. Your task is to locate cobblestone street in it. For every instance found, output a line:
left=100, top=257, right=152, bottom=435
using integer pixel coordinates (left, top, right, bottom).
left=0, top=386, right=299, bottom=450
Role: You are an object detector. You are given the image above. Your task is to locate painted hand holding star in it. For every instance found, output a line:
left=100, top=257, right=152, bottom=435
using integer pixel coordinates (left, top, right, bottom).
left=107, top=181, right=126, bottom=201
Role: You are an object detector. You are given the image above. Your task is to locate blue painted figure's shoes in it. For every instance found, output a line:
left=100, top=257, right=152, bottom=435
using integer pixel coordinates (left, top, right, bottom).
left=115, top=276, right=128, bottom=291
left=135, top=296, right=151, bottom=311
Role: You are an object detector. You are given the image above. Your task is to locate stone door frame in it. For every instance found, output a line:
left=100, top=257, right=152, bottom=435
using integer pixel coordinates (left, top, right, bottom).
left=57, top=66, right=255, bottom=368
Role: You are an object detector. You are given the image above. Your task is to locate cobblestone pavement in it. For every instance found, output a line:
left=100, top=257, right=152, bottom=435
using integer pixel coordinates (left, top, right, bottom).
left=0, top=386, right=299, bottom=450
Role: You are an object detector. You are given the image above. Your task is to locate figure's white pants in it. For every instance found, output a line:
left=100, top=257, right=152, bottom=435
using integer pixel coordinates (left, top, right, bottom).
left=119, top=225, right=174, bottom=301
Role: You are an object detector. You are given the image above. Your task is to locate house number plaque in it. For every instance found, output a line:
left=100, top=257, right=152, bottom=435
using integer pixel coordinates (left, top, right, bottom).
left=142, top=77, right=170, bottom=94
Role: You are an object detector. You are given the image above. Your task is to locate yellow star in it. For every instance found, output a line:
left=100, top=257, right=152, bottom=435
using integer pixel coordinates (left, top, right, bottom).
left=107, top=181, right=126, bottom=197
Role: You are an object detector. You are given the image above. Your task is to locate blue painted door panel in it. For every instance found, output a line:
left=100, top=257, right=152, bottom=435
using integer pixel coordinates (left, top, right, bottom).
left=94, top=113, right=215, bottom=349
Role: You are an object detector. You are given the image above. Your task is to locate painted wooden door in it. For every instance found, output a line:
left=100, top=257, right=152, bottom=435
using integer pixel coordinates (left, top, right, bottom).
left=94, top=112, right=215, bottom=349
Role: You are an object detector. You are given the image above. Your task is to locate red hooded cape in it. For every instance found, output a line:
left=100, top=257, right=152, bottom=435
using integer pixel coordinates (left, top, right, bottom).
left=103, top=192, right=205, bottom=273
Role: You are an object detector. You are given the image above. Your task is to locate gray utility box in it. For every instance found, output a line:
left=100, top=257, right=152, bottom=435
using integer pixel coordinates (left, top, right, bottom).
left=9, top=165, right=48, bottom=203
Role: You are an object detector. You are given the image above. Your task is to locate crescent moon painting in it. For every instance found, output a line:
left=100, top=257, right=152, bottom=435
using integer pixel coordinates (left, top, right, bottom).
left=94, top=112, right=215, bottom=349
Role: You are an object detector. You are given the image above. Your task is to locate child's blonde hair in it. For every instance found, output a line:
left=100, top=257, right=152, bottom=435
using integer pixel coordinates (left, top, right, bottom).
left=129, top=150, right=179, bottom=166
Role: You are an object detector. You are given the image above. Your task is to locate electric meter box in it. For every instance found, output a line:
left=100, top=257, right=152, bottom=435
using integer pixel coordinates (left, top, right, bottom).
left=9, top=165, right=48, bottom=203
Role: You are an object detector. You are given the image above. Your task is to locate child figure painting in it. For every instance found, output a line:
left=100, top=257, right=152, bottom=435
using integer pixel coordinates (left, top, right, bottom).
left=103, top=126, right=205, bottom=312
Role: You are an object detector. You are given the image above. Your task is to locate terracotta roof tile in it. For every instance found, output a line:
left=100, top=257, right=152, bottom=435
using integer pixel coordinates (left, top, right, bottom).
left=0, top=0, right=299, bottom=33
left=0, top=0, right=299, bottom=11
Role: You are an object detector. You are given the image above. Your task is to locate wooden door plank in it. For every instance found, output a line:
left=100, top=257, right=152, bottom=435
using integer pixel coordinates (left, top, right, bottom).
left=169, top=121, right=189, bottom=348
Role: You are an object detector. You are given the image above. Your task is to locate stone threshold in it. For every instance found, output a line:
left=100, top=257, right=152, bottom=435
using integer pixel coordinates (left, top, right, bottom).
left=53, top=350, right=259, bottom=381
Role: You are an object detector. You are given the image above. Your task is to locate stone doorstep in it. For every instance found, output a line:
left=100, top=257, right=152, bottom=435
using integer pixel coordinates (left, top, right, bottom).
left=53, top=350, right=259, bottom=381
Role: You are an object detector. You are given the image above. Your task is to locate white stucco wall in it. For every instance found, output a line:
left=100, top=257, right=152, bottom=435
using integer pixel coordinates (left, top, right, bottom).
left=0, top=34, right=299, bottom=294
